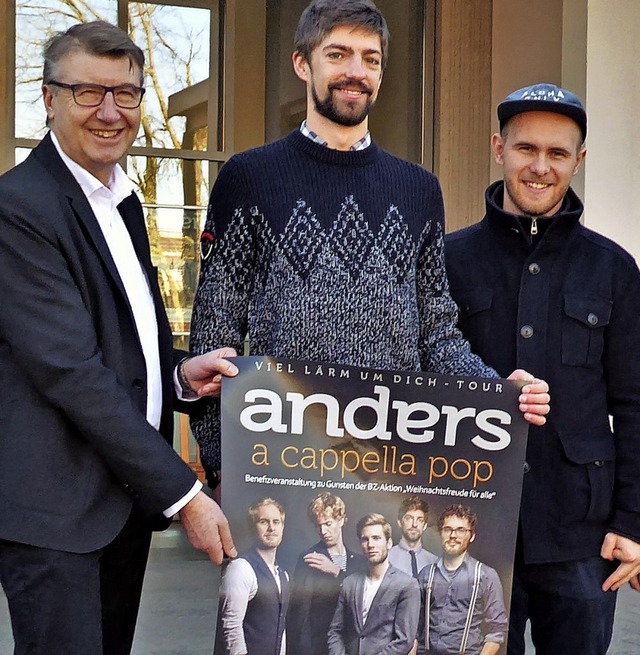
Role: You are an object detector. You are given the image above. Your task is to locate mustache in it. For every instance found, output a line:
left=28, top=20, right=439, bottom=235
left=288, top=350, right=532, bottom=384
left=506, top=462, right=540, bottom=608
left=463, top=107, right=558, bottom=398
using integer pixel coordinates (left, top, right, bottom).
left=329, top=80, right=373, bottom=95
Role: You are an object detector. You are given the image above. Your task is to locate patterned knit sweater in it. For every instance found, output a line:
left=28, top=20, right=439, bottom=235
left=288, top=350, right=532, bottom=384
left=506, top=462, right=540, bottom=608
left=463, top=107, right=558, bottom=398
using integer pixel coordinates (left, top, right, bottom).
left=190, top=129, right=496, bottom=471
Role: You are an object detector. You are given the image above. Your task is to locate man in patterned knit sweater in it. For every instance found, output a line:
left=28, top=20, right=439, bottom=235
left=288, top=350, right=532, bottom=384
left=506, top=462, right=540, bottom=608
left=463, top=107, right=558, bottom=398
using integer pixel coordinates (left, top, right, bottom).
left=189, top=0, right=550, bottom=490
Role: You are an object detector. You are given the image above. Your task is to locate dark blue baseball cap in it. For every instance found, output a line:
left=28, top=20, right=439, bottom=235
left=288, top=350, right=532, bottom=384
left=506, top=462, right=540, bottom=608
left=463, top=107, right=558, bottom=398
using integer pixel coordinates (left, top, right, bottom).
left=497, top=83, right=587, bottom=141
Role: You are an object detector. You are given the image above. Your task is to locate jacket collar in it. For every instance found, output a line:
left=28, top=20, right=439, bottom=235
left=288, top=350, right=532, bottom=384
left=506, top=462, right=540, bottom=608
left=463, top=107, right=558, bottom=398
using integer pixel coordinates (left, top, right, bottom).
left=31, top=133, right=151, bottom=305
left=484, top=180, right=584, bottom=251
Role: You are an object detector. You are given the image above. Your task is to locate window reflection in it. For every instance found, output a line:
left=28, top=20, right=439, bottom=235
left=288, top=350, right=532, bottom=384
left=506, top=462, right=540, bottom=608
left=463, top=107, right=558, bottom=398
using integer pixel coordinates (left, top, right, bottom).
left=14, top=0, right=116, bottom=140
left=129, top=2, right=211, bottom=150
left=142, top=203, right=206, bottom=348
left=129, top=154, right=208, bottom=349
left=14, top=1, right=211, bottom=154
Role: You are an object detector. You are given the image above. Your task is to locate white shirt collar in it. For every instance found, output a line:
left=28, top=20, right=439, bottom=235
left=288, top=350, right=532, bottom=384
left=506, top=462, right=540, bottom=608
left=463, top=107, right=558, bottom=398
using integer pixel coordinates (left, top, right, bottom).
left=49, top=131, right=134, bottom=206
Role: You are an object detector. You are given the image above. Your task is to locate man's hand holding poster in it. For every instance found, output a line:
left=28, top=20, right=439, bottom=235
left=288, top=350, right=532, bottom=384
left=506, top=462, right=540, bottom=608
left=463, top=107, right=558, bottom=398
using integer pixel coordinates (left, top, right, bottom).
left=215, top=357, right=528, bottom=655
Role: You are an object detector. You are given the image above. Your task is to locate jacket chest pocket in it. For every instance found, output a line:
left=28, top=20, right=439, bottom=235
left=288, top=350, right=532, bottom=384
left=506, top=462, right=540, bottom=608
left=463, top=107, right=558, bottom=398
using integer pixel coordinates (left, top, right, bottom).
left=562, top=294, right=612, bottom=367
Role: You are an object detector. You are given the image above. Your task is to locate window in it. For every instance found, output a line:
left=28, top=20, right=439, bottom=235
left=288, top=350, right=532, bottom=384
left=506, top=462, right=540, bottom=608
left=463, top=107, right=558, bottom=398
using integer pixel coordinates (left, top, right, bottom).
left=1, top=0, right=439, bottom=472
left=7, top=0, right=235, bottom=474
left=12, top=0, right=232, bottom=351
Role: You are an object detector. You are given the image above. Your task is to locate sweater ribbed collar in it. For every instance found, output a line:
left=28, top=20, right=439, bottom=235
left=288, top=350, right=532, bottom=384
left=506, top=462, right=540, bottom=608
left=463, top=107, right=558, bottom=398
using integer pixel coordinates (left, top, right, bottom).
left=286, top=128, right=381, bottom=167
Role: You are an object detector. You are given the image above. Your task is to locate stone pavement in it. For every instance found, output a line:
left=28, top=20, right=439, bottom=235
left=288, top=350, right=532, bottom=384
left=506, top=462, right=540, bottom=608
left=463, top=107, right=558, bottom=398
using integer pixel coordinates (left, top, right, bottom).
left=1, top=523, right=638, bottom=654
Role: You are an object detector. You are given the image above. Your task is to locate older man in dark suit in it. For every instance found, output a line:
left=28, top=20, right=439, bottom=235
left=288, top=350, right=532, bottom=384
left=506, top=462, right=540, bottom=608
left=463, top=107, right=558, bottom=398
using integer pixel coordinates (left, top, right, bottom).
left=0, top=21, right=237, bottom=655
left=327, top=513, right=420, bottom=655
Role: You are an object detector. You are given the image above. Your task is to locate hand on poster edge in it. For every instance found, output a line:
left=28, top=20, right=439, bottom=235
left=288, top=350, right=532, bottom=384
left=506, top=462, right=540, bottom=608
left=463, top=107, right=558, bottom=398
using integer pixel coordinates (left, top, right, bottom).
left=507, top=369, right=550, bottom=426
left=179, top=490, right=237, bottom=565
left=600, top=532, right=640, bottom=592
left=183, top=347, right=239, bottom=397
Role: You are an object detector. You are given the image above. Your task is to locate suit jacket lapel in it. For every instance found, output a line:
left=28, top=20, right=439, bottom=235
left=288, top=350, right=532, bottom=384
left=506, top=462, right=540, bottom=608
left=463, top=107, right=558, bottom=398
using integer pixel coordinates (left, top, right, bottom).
left=118, top=193, right=176, bottom=409
left=32, top=134, right=129, bottom=303
left=376, top=566, right=393, bottom=602
left=118, top=193, right=154, bottom=270
left=117, top=193, right=174, bottom=369
left=33, top=134, right=175, bottom=409
left=354, top=574, right=366, bottom=632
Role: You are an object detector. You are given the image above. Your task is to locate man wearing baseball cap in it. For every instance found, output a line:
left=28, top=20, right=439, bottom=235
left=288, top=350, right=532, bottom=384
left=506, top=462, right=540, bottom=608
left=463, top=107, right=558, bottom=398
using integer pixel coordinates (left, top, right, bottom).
left=445, top=83, right=640, bottom=654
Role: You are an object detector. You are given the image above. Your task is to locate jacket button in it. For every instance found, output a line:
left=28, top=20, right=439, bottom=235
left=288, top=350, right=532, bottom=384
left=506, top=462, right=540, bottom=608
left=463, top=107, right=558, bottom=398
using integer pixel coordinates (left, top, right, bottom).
left=587, top=313, right=599, bottom=326
left=520, top=325, right=534, bottom=339
left=523, top=461, right=530, bottom=474
left=594, top=460, right=605, bottom=467
left=132, top=378, right=145, bottom=390
left=528, top=263, right=541, bottom=275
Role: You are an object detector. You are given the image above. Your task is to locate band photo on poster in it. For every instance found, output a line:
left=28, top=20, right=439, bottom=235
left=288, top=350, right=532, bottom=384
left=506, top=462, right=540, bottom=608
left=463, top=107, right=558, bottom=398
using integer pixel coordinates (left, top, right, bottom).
left=215, top=356, right=529, bottom=655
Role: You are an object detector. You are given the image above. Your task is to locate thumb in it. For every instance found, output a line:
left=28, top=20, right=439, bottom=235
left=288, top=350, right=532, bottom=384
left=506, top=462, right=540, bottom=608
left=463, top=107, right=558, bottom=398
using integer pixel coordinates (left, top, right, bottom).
left=600, top=533, right=617, bottom=560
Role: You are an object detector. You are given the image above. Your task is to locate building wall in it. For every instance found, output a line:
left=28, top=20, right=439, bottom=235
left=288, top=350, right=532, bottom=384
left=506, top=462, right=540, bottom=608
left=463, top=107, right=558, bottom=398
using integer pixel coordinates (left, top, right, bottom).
left=490, top=0, right=639, bottom=264
left=233, top=0, right=266, bottom=153
left=435, top=0, right=493, bottom=232
left=582, top=0, right=640, bottom=261
left=490, top=0, right=564, bottom=183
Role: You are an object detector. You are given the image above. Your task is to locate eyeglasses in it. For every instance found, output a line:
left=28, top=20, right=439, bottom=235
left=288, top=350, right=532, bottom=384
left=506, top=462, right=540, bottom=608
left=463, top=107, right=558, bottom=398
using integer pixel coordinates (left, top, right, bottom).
left=47, top=81, right=145, bottom=108
left=440, top=526, right=471, bottom=537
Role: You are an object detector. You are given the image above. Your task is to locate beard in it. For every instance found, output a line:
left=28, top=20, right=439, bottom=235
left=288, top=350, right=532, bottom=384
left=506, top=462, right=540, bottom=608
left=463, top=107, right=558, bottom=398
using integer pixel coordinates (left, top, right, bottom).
left=443, top=540, right=467, bottom=558
left=366, top=550, right=389, bottom=566
left=311, top=80, right=374, bottom=127
left=503, top=177, right=567, bottom=217
left=403, top=528, right=422, bottom=542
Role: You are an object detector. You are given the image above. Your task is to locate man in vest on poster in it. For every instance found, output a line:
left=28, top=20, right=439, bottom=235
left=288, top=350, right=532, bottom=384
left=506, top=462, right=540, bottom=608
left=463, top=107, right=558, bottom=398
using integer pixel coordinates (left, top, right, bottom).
left=418, top=505, right=508, bottom=655
left=188, top=0, right=551, bottom=496
left=445, top=83, right=640, bottom=654
left=215, top=498, right=290, bottom=655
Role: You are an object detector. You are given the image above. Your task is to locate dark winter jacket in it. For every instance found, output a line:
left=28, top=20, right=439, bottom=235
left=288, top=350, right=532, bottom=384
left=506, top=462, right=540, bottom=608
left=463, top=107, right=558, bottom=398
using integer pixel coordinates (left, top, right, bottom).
left=445, top=181, right=640, bottom=564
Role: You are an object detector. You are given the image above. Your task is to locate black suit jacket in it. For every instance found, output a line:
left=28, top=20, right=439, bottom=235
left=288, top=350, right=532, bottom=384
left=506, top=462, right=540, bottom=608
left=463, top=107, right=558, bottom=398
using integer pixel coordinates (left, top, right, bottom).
left=0, top=133, right=197, bottom=553
left=287, top=541, right=367, bottom=655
